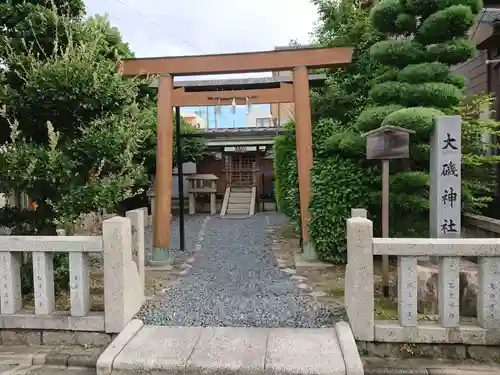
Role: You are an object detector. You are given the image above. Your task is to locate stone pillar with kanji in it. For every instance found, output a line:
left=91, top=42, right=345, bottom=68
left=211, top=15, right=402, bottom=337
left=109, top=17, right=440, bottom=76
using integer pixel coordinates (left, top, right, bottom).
left=429, top=115, right=462, bottom=322
left=429, top=115, right=461, bottom=239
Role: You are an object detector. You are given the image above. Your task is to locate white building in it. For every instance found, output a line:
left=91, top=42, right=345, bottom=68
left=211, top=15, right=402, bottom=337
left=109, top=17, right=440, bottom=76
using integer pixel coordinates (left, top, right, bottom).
left=245, top=108, right=274, bottom=128
left=181, top=112, right=206, bottom=129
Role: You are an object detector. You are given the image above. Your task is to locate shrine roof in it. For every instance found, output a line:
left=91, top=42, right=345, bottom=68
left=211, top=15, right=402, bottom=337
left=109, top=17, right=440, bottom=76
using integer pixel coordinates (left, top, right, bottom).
left=149, top=73, right=327, bottom=91
left=181, top=126, right=294, bottom=139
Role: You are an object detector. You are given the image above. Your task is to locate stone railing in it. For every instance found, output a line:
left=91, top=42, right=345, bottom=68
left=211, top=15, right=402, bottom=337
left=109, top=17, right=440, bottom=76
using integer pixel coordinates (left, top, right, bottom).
left=463, top=213, right=500, bottom=238
left=0, top=208, right=146, bottom=335
left=345, top=208, right=500, bottom=346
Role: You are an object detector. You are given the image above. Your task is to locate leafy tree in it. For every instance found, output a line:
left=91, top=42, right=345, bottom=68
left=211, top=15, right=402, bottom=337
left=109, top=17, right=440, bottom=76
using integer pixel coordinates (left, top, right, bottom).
left=140, top=106, right=207, bottom=177
left=0, top=6, right=135, bottom=143
left=0, top=4, right=148, bottom=296
left=0, top=0, right=85, bottom=60
left=310, top=0, right=385, bottom=124
left=0, top=20, right=148, bottom=233
left=276, top=0, right=500, bottom=263
left=0, top=2, right=207, bottom=295
left=350, top=0, right=494, bottom=235
left=82, top=14, right=134, bottom=60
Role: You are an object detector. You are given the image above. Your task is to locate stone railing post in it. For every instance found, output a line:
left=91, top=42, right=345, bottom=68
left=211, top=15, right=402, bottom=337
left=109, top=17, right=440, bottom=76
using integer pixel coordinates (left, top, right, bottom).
left=351, top=208, right=367, bottom=218
left=147, top=189, right=155, bottom=222
left=103, top=216, right=145, bottom=333
left=126, top=208, right=146, bottom=289
left=57, top=228, right=92, bottom=318
left=139, top=206, right=151, bottom=229
left=345, top=215, right=374, bottom=341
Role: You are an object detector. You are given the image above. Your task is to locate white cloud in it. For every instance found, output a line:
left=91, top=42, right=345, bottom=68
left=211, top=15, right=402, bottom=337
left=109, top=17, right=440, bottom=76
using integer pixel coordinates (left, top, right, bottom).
left=84, top=0, right=319, bottom=79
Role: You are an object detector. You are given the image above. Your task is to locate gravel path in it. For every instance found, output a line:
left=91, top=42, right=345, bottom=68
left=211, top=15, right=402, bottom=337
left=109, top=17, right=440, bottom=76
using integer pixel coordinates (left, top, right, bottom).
left=137, top=213, right=338, bottom=328
left=144, top=215, right=205, bottom=263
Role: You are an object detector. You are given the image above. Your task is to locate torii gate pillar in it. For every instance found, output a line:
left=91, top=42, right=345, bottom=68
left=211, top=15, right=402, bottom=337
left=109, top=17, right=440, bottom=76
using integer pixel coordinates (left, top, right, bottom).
left=293, top=66, right=316, bottom=260
left=151, top=75, right=174, bottom=266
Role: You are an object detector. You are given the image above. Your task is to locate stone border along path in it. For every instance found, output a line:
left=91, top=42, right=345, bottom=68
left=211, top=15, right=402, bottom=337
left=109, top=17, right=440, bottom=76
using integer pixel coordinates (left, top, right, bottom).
left=175, top=215, right=210, bottom=277
left=136, top=212, right=339, bottom=327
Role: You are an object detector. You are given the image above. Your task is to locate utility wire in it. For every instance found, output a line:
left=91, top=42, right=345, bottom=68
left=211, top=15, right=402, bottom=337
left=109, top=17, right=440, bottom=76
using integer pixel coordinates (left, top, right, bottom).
left=110, top=0, right=256, bottom=127
left=110, top=0, right=252, bottom=79
left=111, top=0, right=205, bottom=54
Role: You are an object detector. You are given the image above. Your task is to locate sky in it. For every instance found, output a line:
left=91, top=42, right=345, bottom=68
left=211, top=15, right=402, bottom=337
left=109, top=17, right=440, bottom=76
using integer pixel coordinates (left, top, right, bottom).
left=84, top=0, right=319, bottom=127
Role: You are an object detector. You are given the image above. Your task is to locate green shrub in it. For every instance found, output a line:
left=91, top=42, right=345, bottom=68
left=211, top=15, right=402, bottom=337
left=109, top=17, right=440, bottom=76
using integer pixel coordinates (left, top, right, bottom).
left=426, top=39, right=476, bottom=64
left=371, top=69, right=400, bottom=84
left=370, top=40, right=426, bottom=67
left=445, top=72, right=466, bottom=88
left=274, top=118, right=342, bottom=229
left=395, top=13, right=418, bottom=33
left=312, top=118, right=343, bottom=158
left=447, top=0, right=483, bottom=13
left=309, top=156, right=379, bottom=263
left=284, top=156, right=300, bottom=226
left=398, top=62, right=450, bottom=84
left=369, top=0, right=404, bottom=33
left=402, top=0, right=444, bottom=16
left=382, top=107, right=444, bottom=136
left=356, top=105, right=403, bottom=132
left=387, top=172, right=430, bottom=237
left=324, top=129, right=366, bottom=157
left=416, top=5, right=475, bottom=45
left=370, top=81, right=412, bottom=105
left=402, top=0, right=482, bottom=16
left=405, top=82, right=464, bottom=107
left=273, top=121, right=298, bottom=219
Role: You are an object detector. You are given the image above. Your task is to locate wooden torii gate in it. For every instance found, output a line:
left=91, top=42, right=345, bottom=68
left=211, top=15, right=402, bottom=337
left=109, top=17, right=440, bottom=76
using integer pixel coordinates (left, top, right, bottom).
left=119, top=47, right=353, bottom=265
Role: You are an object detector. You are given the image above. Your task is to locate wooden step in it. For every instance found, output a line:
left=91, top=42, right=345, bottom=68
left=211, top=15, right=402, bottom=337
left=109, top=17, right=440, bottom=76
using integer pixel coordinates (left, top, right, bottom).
left=226, top=208, right=250, bottom=215
left=227, top=202, right=250, bottom=210
left=230, top=192, right=252, bottom=198
left=220, top=186, right=254, bottom=217
left=229, top=196, right=251, bottom=203
left=231, top=186, right=252, bottom=192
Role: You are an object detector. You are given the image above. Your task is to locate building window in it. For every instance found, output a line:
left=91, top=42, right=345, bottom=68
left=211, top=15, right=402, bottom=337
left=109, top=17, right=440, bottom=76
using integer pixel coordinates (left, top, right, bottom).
left=256, top=118, right=272, bottom=127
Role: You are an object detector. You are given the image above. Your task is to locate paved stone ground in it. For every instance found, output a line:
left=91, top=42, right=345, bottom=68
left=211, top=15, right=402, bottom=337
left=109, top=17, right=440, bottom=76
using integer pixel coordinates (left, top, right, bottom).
left=8, top=366, right=95, bottom=375
left=363, top=357, right=500, bottom=374
left=0, top=346, right=98, bottom=374
left=137, top=212, right=339, bottom=327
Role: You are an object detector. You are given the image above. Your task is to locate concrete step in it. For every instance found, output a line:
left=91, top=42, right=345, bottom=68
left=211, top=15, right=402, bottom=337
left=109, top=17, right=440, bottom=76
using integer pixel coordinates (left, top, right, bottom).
left=226, top=208, right=249, bottom=215
left=99, top=322, right=359, bottom=375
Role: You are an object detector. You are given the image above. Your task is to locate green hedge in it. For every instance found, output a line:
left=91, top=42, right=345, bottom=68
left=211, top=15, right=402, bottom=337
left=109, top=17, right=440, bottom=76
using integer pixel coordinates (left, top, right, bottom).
left=309, top=156, right=379, bottom=263
left=273, top=121, right=300, bottom=223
